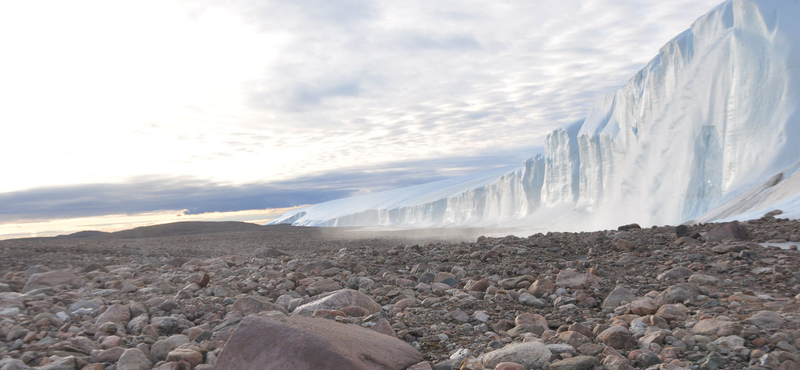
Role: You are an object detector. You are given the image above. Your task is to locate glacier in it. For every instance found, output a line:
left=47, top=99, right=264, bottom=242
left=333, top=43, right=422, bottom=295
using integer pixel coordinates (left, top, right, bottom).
left=270, top=0, right=800, bottom=231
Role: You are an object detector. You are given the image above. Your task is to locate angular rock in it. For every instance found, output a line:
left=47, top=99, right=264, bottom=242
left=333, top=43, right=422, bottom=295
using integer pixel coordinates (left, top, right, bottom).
left=602, top=286, right=636, bottom=310
left=215, top=316, right=423, bottom=370
left=96, top=304, right=131, bottom=325
left=556, top=270, right=601, bottom=289
left=232, top=296, right=289, bottom=315
left=630, top=297, right=658, bottom=315
left=117, top=348, right=152, bottom=370
left=528, top=278, right=554, bottom=297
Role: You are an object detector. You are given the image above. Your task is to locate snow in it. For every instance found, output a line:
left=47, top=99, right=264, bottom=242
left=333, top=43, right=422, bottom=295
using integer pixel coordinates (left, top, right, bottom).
left=270, top=0, right=800, bottom=231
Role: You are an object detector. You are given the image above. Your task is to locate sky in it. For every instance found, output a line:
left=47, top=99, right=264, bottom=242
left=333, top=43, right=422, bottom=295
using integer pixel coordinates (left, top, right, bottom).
left=0, top=0, right=722, bottom=236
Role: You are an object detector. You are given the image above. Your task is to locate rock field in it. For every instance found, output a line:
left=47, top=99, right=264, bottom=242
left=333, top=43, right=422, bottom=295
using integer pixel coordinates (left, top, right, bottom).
left=1, top=214, right=800, bottom=370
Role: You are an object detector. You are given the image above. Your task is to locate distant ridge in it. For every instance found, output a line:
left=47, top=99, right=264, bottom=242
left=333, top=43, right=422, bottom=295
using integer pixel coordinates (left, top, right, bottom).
left=30, top=221, right=270, bottom=241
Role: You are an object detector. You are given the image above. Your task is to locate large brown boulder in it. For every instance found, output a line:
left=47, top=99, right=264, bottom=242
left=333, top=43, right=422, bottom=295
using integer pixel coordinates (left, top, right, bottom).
left=214, top=316, right=423, bottom=370
left=292, top=289, right=381, bottom=316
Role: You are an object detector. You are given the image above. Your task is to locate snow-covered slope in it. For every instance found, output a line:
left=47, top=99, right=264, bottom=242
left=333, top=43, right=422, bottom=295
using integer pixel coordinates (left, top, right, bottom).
left=270, top=0, right=800, bottom=230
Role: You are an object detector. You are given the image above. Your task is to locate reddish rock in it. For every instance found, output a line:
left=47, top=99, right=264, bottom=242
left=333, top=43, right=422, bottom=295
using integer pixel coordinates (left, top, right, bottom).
left=188, top=272, right=210, bottom=288
left=97, top=304, right=131, bottom=325
left=555, top=270, right=602, bottom=289
left=371, top=318, right=396, bottom=338
left=528, top=278, right=555, bottom=297
left=597, top=326, right=636, bottom=350
left=166, top=348, right=203, bottom=367
left=630, top=297, right=659, bottom=315
left=215, top=316, right=423, bottom=370
left=468, top=279, right=490, bottom=292
left=705, top=221, right=749, bottom=242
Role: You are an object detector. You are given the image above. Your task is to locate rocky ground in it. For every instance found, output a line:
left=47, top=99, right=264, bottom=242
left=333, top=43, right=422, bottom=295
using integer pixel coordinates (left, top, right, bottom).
left=1, top=213, right=799, bottom=370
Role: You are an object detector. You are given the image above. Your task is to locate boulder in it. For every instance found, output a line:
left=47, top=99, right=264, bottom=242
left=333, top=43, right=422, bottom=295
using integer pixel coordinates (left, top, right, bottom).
left=215, top=316, right=423, bottom=370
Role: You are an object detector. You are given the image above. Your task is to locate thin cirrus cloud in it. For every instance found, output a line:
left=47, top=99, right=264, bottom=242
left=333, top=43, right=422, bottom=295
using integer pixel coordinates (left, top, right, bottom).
left=0, top=0, right=722, bottom=222
left=0, top=147, right=531, bottom=223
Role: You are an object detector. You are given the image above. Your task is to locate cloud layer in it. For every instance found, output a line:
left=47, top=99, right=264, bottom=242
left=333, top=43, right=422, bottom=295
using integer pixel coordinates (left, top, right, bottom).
left=0, top=0, right=722, bottom=220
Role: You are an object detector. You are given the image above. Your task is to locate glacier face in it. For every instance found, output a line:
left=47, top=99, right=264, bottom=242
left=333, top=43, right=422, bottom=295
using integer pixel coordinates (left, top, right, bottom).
left=270, top=0, right=800, bottom=230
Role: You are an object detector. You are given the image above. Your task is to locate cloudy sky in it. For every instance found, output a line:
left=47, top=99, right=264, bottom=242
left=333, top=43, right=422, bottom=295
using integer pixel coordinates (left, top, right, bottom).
left=0, top=0, right=722, bottom=230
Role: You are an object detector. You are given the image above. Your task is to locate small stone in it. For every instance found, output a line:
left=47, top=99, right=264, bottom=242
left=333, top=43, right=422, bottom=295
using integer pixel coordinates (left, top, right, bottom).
left=166, top=348, right=203, bottom=367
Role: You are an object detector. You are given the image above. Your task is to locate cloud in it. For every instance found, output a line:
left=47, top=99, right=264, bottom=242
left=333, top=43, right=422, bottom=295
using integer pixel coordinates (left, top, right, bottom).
left=0, top=0, right=723, bottom=206
left=0, top=145, right=537, bottom=223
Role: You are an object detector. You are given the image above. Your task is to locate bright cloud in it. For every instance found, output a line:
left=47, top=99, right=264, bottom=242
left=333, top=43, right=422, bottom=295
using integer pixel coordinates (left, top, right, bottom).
left=0, top=0, right=721, bottom=200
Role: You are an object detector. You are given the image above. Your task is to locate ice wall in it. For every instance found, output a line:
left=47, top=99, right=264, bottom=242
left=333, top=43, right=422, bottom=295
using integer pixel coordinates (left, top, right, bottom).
left=270, top=0, right=800, bottom=230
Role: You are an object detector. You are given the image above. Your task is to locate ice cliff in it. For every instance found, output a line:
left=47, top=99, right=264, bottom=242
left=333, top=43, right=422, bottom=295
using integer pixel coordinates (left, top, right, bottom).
left=270, top=0, right=800, bottom=230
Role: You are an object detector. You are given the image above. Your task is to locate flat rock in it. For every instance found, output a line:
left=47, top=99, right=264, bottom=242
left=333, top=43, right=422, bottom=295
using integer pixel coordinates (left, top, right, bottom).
left=232, top=296, right=289, bottom=315
left=481, top=341, right=551, bottom=369
left=215, top=316, right=423, bottom=370
left=744, top=310, right=784, bottom=329
left=22, top=270, right=80, bottom=293
left=550, top=355, right=600, bottom=370
left=691, top=319, right=743, bottom=337
left=555, top=270, right=601, bottom=289
left=293, top=289, right=380, bottom=316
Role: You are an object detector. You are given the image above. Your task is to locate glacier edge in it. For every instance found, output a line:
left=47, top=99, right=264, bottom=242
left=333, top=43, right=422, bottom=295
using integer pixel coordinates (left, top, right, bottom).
left=269, top=0, right=800, bottom=231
